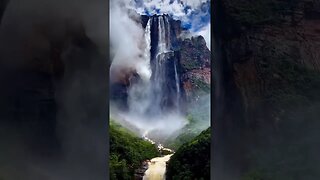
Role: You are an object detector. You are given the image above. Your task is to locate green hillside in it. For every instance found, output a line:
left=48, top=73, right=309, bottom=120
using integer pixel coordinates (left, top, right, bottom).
left=109, top=120, right=160, bottom=180
left=166, top=128, right=211, bottom=180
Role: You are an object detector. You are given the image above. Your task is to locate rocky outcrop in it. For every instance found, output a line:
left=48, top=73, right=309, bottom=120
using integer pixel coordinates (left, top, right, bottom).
left=179, top=36, right=211, bottom=103
left=213, top=0, right=320, bottom=179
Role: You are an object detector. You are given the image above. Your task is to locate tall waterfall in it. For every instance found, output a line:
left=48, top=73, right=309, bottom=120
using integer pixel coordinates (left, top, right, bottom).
left=124, top=15, right=185, bottom=139
left=130, top=15, right=181, bottom=115
left=142, top=18, right=152, bottom=80
left=150, top=16, right=170, bottom=115
left=148, top=15, right=181, bottom=114
left=174, top=60, right=180, bottom=110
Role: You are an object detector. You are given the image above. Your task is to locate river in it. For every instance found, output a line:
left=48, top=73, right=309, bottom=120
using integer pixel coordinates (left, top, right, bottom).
left=143, top=154, right=173, bottom=180
left=142, top=133, right=174, bottom=180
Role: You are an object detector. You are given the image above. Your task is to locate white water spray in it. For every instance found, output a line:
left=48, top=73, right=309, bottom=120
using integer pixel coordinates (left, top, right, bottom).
left=116, top=15, right=186, bottom=140
left=141, top=19, right=152, bottom=80
left=174, top=60, right=180, bottom=110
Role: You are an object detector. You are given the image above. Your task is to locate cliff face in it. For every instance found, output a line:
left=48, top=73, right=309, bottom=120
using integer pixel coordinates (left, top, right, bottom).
left=110, top=14, right=211, bottom=112
left=213, top=0, right=320, bottom=179
left=179, top=36, right=211, bottom=103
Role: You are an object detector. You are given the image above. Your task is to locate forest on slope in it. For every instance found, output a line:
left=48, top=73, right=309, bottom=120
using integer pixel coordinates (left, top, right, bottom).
left=166, top=128, right=211, bottom=180
left=109, top=121, right=159, bottom=180
left=109, top=120, right=211, bottom=180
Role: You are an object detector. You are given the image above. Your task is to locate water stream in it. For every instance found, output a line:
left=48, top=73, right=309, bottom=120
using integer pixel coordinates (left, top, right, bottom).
left=143, top=154, right=173, bottom=180
left=142, top=133, right=174, bottom=180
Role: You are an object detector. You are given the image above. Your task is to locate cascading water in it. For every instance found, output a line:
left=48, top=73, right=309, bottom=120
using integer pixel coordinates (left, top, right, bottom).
left=150, top=16, right=170, bottom=114
left=148, top=15, right=182, bottom=114
left=142, top=18, right=152, bottom=81
left=122, top=15, right=186, bottom=141
left=174, top=60, right=180, bottom=110
left=165, top=16, right=171, bottom=49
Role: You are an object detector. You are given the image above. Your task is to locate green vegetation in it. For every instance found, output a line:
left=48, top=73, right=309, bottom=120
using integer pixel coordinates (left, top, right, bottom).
left=179, top=37, right=209, bottom=72
left=166, top=94, right=210, bottom=150
left=166, top=114, right=208, bottom=150
left=166, top=128, right=211, bottom=180
left=109, top=120, right=159, bottom=180
left=191, top=77, right=210, bottom=94
left=161, top=149, right=172, bottom=156
left=181, top=58, right=201, bottom=71
left=166, top=129, right=198, bottom=150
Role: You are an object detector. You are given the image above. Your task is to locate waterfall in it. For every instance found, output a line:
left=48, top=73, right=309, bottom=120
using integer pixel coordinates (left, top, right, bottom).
left=149, top=15, right=182, bottom=113
left=123, top=15, right=186, bottom=140
left=128, top=15, right=181, bottom=126
left=165, top=15, right=180, bottom=110
left=142, top=19, right=152, bottom=80
left=148, top=15, right=170, bottom=114
left=158, top=16, right=166, bottom=55
left=127, top=19, right=152, bottom=115
left=174, top=60, right=180, bottom=110
left=165, top=16, right=171, bottom=50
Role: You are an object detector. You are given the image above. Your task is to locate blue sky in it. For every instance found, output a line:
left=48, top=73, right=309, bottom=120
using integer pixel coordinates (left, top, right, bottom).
left=110, top=0, right=211, bottom=72
left=110, top=0, right=211, bottom=89
left=128, top=0, right=211, bottom=48
left=130, top=0, right=210, bottom=32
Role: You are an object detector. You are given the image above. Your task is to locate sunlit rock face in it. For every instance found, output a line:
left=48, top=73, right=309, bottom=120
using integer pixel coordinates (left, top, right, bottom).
left=179, top=36, right=211, bottom=103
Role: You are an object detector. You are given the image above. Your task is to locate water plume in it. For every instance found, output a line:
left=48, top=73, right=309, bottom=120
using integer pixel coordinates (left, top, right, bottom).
left=112, top=15, right=187, bottom=141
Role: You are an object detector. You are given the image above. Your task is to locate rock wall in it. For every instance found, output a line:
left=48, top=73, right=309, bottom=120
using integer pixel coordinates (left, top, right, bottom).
left=213, top=0, right=320, bottom=179
left=110, top=14, right=211, bottom=113
left=179, top=36, right=211, bottom=103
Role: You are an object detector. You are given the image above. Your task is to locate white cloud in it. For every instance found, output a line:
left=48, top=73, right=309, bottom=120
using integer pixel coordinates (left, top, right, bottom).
left=131, top=0, right=210, bottom=28
left=183, top=0, right=209, bottom=8
left=110, top=0, right=151, bottom=79
left=130, top=0, right=211, bottom=43
left=195, top=23, right=211, bottom=50
left=110, top=0, right=211, bottom=76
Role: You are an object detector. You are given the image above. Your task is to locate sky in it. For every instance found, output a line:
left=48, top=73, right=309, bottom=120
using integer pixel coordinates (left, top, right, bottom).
left=110, top=0, right=211, bottom=80
left=130, top=0, right=211, bottom=48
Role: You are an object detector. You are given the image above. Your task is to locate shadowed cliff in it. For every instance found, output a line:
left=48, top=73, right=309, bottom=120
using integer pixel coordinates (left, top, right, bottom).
left=0, top=0, right=108, bottom=179
left=213, top=0, right=320, bottom=179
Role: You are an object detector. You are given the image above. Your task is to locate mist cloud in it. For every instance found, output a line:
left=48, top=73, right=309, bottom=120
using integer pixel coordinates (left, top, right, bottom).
left=110, top=0, right=152, bottom=80
left=196, top=23, right=211, bottom=49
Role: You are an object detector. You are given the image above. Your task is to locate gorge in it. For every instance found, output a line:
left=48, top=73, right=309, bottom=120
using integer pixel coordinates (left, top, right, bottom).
left=110, top=10, right=211, bottom=180
left=2, top=0, right=319, bottom=179
left=110, top=13, right=211, bottom=142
